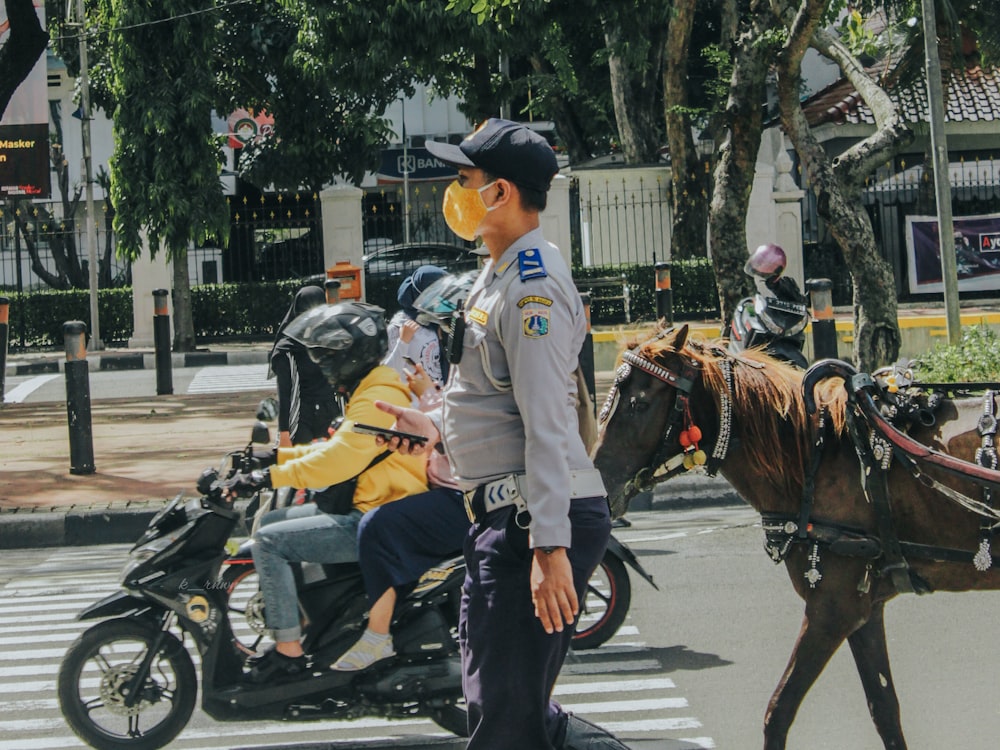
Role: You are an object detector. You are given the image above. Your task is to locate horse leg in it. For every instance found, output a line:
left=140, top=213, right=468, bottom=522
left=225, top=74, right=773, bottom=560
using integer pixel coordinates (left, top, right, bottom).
left=762, top=610, right=850, bottom=750
left=846, top=601, right=907, bottom=750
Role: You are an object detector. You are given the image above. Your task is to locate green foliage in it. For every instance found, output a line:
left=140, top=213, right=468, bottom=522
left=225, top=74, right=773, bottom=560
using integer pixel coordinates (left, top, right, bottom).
left=4, top=288, right=133, bottom=347
left=98, top=0, right=230, bottom=260
left=912, top=325, right=1000, bottom=382
left=574, top=260, right=719, bottom=325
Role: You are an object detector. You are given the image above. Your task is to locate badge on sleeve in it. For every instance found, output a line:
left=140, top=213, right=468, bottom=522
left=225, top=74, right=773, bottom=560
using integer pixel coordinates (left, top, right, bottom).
left=517, top=248, right=547, bottom=281
left=518, top=294, right=551, bottom=338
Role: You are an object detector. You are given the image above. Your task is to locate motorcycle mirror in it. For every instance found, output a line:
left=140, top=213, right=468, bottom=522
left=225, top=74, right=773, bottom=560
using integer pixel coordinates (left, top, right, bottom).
left=256, top=397, right=278, bottom=421
left=251, top=420, right=271, bottom=445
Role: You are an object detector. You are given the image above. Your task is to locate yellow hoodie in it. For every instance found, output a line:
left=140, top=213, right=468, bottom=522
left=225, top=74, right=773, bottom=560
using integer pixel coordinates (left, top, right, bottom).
left=269, top=365, right=427, bottom=513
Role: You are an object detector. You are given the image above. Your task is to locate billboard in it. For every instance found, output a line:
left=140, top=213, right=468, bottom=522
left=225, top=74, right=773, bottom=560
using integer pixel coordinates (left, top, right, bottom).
left=905, top=213, right=1000, bottom=294
left=0, top=1, right=50, bottom=198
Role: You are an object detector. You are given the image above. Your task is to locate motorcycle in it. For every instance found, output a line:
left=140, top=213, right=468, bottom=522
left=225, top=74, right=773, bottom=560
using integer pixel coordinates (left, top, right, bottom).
left=727, top=275, right=809, bottom=369
left=226, top=398, right=658, bottom=652
left=57, top=423, right=468, bottom=750
left=224, top=490, right=658, bottom=653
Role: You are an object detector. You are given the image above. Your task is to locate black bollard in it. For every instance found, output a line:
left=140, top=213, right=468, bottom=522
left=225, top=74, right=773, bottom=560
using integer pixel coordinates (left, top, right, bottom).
left=805, top=278, right=838, bottom=361
left=324, top=278, right=342, bottom=305
left=0, top=296, right=8, bottom=404
left=578, top=292, right=597, bottom=416
left=64, top=321, right=95, bottom=475
left=655, top=262, right=673, bottom=324
left=153, top=289, right=173, bottom=395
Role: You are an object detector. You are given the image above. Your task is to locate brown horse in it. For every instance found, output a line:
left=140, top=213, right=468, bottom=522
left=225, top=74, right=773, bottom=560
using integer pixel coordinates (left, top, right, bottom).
left=591, top=324, right=1000, bottom=750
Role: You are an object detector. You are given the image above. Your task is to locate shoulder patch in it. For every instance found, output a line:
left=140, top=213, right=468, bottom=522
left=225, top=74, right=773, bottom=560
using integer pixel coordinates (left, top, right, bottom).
left=517, top=248, right=547, bottom=281
left=517, top=295, right=553, bottom=308
left=522, top=308, right=550, bottom=337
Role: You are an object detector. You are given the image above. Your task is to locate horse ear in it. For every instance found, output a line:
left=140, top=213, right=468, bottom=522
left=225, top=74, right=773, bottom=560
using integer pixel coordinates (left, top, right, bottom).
left=669, top=323, right=689, bottom=352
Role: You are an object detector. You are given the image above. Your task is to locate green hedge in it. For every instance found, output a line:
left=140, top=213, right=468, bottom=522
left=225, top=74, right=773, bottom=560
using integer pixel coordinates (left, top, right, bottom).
left=3, top=262, right=722, bottom=348
left=3, top=288, right=133, bottom=347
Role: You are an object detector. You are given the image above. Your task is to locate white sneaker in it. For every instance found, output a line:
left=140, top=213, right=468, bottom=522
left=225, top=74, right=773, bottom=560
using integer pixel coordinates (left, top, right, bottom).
left=331, top=631, right=395, bottom=671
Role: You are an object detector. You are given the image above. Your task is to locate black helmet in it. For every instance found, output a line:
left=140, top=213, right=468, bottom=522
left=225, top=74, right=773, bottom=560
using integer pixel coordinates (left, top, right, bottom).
left=413, top=270, right=478, bottom=328
left=283, top=301, right=388, bottom=392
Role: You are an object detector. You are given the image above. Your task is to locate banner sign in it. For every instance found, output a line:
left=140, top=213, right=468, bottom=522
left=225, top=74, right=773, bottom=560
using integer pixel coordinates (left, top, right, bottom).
left=0, top=1, right=50, bottom=198
left=227, top=109, right=274, bottom=149
left=377, top=147, right=454, bottom=182
left=905, top=213, right=1000, bottom=293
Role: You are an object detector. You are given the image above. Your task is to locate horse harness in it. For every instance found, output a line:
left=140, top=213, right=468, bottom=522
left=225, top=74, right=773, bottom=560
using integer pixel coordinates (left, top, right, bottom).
left=766, top=361, right=1000, bottom=596
left=608, top=344, right=1000, bottom=594
left=602, top=341, right=735, bottom=507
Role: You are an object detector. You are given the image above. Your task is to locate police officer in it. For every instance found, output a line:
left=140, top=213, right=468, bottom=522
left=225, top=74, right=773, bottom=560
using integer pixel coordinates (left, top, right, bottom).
left=376, top=119, right=629, bottom=749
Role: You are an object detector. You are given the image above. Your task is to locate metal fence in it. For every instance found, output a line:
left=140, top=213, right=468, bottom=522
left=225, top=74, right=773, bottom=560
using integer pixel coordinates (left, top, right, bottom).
left=0, top=200, right=127, bottom=293
left=571, top=171, right=672, bottom=268
left=190, top=191, right=325, bottom=284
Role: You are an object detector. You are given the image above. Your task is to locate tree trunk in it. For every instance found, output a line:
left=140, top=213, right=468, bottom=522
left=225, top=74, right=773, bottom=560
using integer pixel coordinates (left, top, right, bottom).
left=171, top=254, right=196, bottom=352
left=601, top=14, right=663, bottom=164
left=528, top=54, right=593, bottom=164
left=775, top=0, right=901, bottom=370
left=0, top=0, right=48, bottom=119
left=664, top=0, right=708, bottom=259
left=708, top=7, right=780, bottom=325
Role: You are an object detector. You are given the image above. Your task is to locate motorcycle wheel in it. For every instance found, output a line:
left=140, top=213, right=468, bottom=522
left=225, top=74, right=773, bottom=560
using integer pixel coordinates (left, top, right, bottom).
left=424, top=700, right=470, bottom=737
left=57, top=618, right=196, bottom=750
left=220, top=562, right=268, bottom=654
left=572, top=551, right=631, bottom=650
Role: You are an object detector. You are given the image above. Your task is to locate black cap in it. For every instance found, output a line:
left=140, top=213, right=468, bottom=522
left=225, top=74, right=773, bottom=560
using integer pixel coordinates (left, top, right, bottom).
left=424, top=118, right=558, bottom=193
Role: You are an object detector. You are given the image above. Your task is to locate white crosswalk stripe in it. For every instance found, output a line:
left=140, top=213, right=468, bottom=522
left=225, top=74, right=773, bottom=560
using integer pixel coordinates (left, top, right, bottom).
left=186, top=365, right=274, bottom=395
left=0, top=546, right=715, bottom=749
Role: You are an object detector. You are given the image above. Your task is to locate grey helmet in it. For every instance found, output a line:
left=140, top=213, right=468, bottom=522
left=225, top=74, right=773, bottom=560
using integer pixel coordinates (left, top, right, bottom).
left=283, top=301, right=388, bottom=393
left=412, top=270, right=478, bottom=328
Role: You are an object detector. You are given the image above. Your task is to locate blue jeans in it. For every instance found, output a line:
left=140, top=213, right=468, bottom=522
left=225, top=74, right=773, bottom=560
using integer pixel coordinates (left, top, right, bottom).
left=252, top=504, right=363, bottom=642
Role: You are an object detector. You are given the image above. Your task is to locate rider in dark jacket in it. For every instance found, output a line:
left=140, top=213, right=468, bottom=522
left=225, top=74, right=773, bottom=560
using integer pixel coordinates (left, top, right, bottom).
left=270, top=286, right=338, bottom=447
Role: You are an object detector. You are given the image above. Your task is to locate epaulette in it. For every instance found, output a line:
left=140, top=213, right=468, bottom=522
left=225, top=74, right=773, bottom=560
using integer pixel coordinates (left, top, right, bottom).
left=517, top=248, right=547, bottom=281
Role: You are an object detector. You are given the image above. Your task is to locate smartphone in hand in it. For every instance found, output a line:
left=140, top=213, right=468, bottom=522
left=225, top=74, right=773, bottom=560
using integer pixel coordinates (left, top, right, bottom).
left=402, top=356, right=417, bottom=368
left=351, top=422, right=429, bottom=446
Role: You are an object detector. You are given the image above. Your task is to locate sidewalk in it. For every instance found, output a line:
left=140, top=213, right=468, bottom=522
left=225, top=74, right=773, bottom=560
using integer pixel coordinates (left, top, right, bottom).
left=0, top=348, right=741, bottom=549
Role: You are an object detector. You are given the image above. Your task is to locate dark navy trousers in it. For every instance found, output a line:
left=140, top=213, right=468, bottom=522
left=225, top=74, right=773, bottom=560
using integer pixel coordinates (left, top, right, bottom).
left=460, top=496, right=611, bottom=749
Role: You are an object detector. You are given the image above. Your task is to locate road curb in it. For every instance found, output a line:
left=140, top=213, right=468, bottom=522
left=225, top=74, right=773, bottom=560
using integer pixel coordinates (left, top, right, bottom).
left=0, top=507, right=159, bottom=549
left=6, top=350, right=271, bottom=376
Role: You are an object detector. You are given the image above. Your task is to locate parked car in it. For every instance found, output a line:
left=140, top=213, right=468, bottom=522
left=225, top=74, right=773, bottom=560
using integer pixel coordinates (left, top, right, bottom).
left=363, top=241, right=482, bottom=312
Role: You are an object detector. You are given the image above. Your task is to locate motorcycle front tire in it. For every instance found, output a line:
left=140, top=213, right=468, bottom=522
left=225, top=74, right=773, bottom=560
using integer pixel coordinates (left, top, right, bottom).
left=58, top=617, right=196, bottom=750
left=573, top=551, right=632, bottom=650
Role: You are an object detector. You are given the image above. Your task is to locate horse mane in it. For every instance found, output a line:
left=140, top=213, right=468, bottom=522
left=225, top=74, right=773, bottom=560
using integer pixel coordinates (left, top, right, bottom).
left=638, top=332, right=847, bottom=499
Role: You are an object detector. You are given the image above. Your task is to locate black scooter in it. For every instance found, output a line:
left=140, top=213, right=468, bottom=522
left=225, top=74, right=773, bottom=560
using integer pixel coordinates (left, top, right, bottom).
left=728, top=274, right=809, bottom=368
left=57, top=424, right=468, bottom=750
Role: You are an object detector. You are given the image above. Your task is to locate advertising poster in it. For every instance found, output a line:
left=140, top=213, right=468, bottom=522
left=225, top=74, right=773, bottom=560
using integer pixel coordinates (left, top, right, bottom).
left=905, top=213, right=1000, bottom=293
left=0, top=1, right=50, bottom=198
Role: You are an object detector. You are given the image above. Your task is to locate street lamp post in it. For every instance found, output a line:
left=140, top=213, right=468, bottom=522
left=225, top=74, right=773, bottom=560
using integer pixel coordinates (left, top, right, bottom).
left=74, top=0, right=102, bottom=350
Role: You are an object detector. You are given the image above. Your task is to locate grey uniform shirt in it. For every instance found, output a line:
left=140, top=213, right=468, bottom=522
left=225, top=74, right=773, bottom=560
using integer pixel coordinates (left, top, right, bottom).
left=437, top=227, right=594, bottom=548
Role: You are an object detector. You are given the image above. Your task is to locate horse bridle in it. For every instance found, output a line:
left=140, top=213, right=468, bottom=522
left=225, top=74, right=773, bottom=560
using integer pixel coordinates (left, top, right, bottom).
left=603, top=341, right=734, bottom=500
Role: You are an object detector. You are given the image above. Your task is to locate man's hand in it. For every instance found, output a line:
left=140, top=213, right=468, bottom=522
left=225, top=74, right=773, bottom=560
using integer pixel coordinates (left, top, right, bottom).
left=530, top=548, right=578, bottom=634
left=373, top=400, right=440, bottom=455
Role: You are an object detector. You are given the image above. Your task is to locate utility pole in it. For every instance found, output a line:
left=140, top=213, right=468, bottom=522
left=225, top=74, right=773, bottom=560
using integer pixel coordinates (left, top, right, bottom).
left=74, top=0, right=102, bottom=349
left=921, top=0, right=961, bottom=344
left=401, top=97, right=411, bottom=244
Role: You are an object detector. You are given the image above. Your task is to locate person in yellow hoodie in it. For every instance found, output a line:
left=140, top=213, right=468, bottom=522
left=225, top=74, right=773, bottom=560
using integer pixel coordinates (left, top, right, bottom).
left=224, top=302, right=427, bottom=683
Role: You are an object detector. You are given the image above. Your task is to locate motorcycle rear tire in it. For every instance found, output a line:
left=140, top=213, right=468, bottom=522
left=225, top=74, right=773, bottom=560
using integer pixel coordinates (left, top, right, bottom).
left=58, top=617, right=196, bottom=750
left=573, top=551, right=631, bottom=650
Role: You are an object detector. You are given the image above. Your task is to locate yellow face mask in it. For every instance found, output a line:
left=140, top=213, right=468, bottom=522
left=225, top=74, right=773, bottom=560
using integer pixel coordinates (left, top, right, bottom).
left=442, top=180, right=496, bottom=241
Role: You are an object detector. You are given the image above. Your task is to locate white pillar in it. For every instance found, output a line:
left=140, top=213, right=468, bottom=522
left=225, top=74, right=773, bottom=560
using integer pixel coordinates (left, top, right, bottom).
left=319, top=185, right=365, bottom=294
left=772, top=151, right=806, bottom=289
left=540, top=175, right=573, bottom=267
left=128, top=232, right=172, bottom=348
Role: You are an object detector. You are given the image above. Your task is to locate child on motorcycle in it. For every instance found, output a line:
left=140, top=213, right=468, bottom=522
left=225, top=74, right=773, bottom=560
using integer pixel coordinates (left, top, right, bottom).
left=332, top=271, right=476, bottom=671
left=224, top=301, right=428, bottom=682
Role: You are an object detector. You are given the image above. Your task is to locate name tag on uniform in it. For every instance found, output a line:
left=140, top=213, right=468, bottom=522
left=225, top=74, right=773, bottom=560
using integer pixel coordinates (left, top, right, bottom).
left=468, top=307, right=489, bottom=326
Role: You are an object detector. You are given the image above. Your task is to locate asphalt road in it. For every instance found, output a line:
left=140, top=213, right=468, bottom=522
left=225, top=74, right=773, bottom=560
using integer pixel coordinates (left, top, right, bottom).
left=2, top=506, right=998, bottom=749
